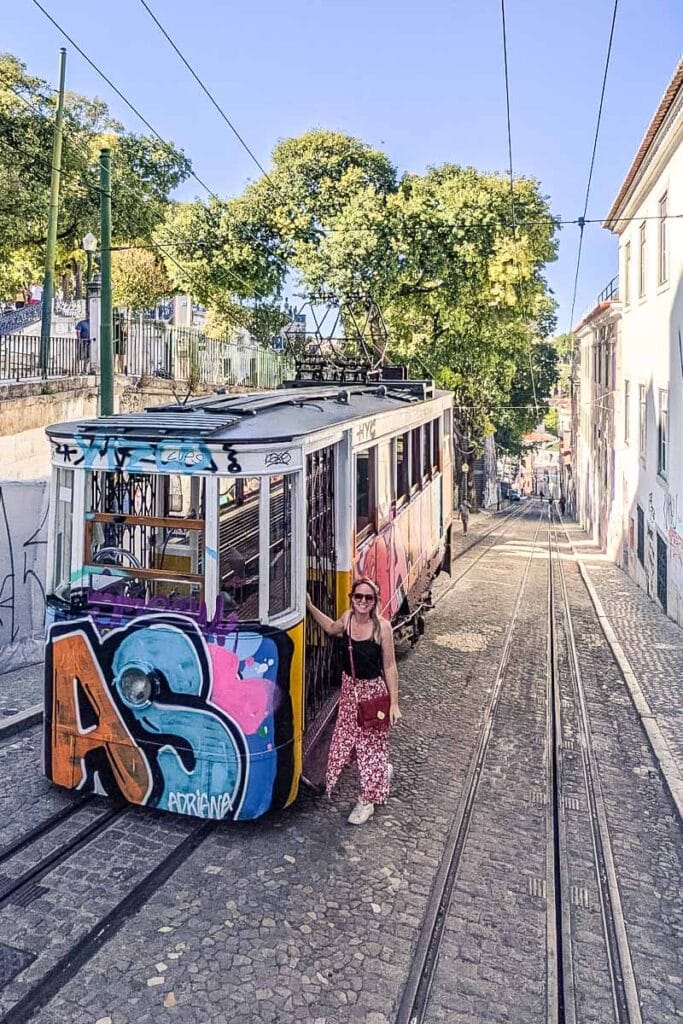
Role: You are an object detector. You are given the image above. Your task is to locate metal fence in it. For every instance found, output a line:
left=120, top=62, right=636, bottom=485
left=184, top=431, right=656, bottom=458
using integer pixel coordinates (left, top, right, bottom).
left=0, top=322, right=293, bottom=388
left=0, top=334, right=81, bottom=382
left=116, top=316, right=294, bottom=389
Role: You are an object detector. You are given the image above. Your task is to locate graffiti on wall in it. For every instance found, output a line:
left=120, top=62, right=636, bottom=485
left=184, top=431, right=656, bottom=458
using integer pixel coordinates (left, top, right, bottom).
left=663, top=493, right=683, bottom=568
left=46, top=612, right=295, bottom=820
left=0, top=481, right=49, bottom=655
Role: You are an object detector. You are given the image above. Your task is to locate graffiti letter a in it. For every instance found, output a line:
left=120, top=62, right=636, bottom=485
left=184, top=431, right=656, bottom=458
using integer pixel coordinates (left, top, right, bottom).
left=51, top=631, right=152, bottom=803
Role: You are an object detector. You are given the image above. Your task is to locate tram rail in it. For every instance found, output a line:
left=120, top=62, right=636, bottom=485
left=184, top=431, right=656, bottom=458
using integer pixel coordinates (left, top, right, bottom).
left=548, top=510, right=642, bottom=1024
left=396, top=506, right=546, bottom=1024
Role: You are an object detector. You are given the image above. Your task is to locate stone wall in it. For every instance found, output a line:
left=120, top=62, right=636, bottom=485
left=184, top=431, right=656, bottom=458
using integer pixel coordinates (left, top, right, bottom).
left=0, top=478, right=49, bottom=671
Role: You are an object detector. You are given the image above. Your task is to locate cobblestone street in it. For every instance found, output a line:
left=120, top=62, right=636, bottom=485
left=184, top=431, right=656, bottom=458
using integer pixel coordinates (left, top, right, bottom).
left=0, top=503, right=680, bottom=1024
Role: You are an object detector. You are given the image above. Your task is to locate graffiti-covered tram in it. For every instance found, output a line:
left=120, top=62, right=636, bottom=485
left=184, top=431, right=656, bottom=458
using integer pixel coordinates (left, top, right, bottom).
left=44, top=375, right=453, bottom=820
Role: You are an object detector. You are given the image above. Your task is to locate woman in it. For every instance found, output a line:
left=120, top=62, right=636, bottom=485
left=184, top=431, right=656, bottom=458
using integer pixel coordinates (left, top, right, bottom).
left=306, top=578, right=401, bottom=825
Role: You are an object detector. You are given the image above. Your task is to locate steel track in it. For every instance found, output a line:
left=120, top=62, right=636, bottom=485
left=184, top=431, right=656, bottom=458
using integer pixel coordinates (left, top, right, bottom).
left=548, top=511, right=642, bottom=1024
left=395, top=506, right=546, bottom=1024
left=0, top=821, right=215, bottom=1024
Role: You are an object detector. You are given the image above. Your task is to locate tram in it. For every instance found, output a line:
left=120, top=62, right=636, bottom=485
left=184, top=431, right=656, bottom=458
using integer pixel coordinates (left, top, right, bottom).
left=43, top=369, right=453, bottom=820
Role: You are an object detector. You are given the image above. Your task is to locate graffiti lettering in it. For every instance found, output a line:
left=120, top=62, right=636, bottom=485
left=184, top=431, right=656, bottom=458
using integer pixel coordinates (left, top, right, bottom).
left=357, top=419, right=376, bottom=443
left=59, top=436, right=220, bottom=475
left=223, top=445, right=242, bottom=474
left=648, top=492, right=656, bottom=524
left=51, top=630, right=152, bottom=802
left=167, top=790, right=233, bottom=819
left=264, top=450, right=292, bottom=467
left=0, top=482, right=48, bottom=651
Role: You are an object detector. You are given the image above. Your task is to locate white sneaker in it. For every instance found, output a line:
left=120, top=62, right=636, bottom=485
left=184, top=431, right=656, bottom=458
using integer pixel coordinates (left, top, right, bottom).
left=348, top=800, right=375, bottom=825
left=387, top=763, right=394, bottom=790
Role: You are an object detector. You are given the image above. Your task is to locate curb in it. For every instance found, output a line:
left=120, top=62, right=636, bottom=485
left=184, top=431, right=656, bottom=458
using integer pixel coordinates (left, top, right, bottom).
left=562, top=522, right=683, bottom=822
left=0, top=704, right=43, bottom=740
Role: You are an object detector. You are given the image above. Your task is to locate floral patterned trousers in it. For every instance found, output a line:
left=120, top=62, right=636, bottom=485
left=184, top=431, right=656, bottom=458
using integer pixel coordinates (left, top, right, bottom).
left=325, top=672, right=391, bottom=805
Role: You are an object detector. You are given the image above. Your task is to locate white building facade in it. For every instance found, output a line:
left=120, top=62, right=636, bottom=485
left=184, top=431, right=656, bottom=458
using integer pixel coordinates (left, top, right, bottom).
left=603, top=60, right=683, bottom=624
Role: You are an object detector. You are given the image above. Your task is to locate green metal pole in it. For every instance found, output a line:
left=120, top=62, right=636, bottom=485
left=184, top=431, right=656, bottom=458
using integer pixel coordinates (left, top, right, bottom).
left=39, top=48, right=67, bottom=374
left=99, top=148, right=114, bottom=415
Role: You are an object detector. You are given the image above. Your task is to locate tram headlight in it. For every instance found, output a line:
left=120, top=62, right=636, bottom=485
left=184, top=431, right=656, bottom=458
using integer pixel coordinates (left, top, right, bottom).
left=118, top=666, right=154, bottom=707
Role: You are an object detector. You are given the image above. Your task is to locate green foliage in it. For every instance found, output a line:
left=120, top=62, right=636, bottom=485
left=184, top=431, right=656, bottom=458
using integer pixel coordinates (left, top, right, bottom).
left=111, top=248, right=171, bottom=312
left=543, top=408, right=559, bottom=435
left=160, top=128, right=559, bottom=442
left=0, top=53, right=190, bottom=298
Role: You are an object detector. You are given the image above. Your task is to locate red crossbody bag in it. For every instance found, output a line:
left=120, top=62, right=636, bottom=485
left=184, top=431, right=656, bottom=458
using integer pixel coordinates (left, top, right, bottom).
left=347, top=629, right=391, bottom=731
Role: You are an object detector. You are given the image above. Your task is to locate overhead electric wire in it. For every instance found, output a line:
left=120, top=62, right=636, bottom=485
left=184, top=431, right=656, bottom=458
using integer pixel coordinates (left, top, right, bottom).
left=28, top=0, right=218, bottom=202
left=136, top=0, right=275, bottom=189
left=567, top=0, right=619, bottom=332
left=499, top=0, right=540, bottom=424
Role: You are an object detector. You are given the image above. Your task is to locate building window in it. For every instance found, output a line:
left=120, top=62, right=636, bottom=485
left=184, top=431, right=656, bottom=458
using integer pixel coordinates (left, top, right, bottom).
left=658, top=389, right=668, bottom=477
left=638, top=221, right=646, bottom=297
left=356, top=448, right=376, bottom=535
left=637, top=506, right=644, bottom=566
left=624, top=241, right=631, bottom=305
left=639, top=384, right=647, bottom=460
left=658, top=193, right=668, bottom=284
left=603, top=343, right=610, bottom=389
left=624, top=380, right=630, bottom=445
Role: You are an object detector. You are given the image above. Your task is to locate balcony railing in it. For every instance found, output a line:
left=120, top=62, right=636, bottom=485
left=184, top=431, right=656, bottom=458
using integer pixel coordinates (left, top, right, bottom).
left=597, top=275, right=619, bottom=304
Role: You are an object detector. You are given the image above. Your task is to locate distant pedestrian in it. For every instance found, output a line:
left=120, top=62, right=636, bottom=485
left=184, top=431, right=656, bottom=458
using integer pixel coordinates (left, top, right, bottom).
left=559, top=496, right=566, bottom=516
left=306, top=578, right=400, bottom=826
left=459, top=498, right=470, bottom=535
left=75, top=317, right=91, bottom=373
left=113, top=315, right=128, bottom=374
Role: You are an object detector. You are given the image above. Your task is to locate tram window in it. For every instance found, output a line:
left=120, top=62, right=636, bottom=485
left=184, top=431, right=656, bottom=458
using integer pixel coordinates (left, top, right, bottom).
left=395, top=433, right=409, bottom=506
left=269, top=475, right=294, bottom=617
left=85, top=471, right=205, bottom=603
left=410, top=428, right=422, bottom=490
left=423, top=424, right=432, bottom=482
left=219, top=477, right=260, bottom=620
left=376, top=443, right=392, bottom=526
left=443, top=409, right=453, bottom=458
left=432, top=419, right=441, bottom=471
left=356, top=448, right=376, bottom=535
left=52, top=467, right=74, bottom=598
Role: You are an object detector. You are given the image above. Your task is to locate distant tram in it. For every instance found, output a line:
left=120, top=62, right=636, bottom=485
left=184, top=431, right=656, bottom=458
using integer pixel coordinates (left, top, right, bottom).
left=43, top=371, right=453, bottom=820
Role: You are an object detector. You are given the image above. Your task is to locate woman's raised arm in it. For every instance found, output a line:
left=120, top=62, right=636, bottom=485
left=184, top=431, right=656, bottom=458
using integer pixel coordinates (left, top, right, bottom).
left=306, top=594, right=349, bottom=636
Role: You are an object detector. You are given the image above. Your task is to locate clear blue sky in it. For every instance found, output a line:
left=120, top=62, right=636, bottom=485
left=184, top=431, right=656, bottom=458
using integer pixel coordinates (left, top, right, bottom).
left=4, top=0, right=682, bottom=331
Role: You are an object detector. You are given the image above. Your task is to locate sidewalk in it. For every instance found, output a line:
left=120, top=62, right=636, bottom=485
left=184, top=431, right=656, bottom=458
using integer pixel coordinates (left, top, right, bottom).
left=0, top=661, right=43, bottom=734
left=564, top=520, right=683, bottom=775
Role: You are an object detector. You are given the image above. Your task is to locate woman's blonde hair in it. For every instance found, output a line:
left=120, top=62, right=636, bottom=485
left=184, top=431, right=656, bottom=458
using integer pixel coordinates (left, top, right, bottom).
left=350, top=576, right=383, bottom=643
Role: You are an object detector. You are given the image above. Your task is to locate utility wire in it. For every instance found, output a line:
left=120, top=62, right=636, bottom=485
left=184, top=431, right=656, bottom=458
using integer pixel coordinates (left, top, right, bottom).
left=567, top=0, right=619, bottom=332
left=28, top=0, right=218, bottom=201
left=136, top=0, right=276, bottom=189
left=500, top=0, right=540, bottom=424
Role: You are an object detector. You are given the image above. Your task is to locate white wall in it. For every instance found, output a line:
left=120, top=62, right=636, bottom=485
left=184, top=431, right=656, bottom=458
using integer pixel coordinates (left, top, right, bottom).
left=0, top=478, right=49, bottom=671
left=615, top=104, right=683, bottom=624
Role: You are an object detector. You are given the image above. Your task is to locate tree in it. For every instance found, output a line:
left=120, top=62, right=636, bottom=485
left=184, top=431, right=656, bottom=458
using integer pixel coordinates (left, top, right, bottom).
left=0, top=53, right=190, bottom=298
left=158, top=129, right=559, bottom=445
left=111, top=248, right=171, bottom=312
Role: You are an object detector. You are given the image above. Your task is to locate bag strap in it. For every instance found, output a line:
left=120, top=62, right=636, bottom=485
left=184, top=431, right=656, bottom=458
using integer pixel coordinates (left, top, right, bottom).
left=346, top=614, right=358, bottom=685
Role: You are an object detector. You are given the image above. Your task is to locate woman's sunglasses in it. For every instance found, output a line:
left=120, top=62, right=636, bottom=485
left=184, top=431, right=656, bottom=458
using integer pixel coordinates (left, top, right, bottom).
left=352, top=592, right=376, bottom=603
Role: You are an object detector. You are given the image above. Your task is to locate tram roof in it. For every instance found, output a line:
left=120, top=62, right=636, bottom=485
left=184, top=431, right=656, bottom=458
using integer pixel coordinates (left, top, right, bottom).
left=46, top=380, right=451, bottom=445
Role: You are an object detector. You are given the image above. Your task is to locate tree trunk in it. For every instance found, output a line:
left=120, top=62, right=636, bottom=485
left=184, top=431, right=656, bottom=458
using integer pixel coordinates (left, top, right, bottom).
left=73, top=258, right=83, bottom=300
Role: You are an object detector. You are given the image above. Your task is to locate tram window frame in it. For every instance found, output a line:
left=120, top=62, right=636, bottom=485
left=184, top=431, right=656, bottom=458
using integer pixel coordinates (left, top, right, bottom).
left=423, top=423, right=432, bottom=484
left=268, top=474, right=295, bottom=618
left=355, top=447, right=377, bottom=538
left=83, top=470, right=206, bottom=603
left=376, top=441, right=393, bottom=528
left=52, top=467, right=75, bottom=598
left=431, top=418, right=441, bottom=472
left=410, top=427, right=422, bottom=492
left=395, top=432, right=409, bottom=507
left=218, top=476, right=262, bottom=621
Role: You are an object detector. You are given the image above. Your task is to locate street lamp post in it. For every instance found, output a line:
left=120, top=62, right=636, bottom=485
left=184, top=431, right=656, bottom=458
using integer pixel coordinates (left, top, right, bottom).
left=82, top=232, right=97, bottom=320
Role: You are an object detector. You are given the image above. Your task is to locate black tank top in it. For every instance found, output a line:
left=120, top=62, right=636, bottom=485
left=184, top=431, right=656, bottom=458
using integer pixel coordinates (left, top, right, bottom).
left=340, top=624, right=383, bottom=681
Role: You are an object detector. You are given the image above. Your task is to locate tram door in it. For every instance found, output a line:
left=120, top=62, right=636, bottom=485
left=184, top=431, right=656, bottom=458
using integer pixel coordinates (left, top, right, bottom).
left=302, top=445, right=340, bottom=780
